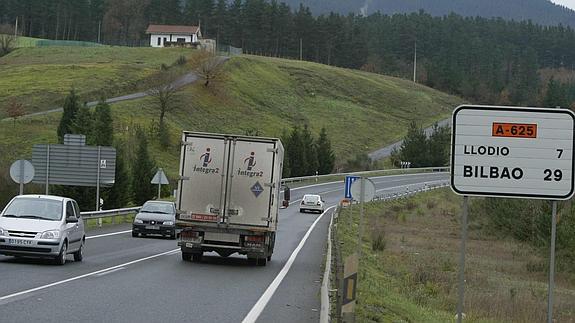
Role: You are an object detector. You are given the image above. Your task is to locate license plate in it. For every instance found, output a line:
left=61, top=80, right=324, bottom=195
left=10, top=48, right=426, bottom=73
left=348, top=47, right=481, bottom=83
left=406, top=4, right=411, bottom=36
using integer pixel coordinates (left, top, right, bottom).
left=185, top=243, right=196, bottom=248
left=145, top=225, right=160, bottom=230
left=7, top=239, right=33, bottom=245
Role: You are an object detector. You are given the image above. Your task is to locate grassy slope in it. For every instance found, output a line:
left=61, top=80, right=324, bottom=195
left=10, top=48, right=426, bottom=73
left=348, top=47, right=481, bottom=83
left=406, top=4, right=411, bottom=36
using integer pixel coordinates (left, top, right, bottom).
left=0, top=52, right=463, bottom=182
left=336, top=189, right=575, bottom=322
left=0, top=46, right=194, bottom=115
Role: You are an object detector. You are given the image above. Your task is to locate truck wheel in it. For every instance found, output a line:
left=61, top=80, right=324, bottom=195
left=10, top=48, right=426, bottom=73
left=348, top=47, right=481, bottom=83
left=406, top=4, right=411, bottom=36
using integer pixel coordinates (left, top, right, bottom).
left=267, top=255, right=272, bottom=261
left=182, top=252, right=192, bottom=261
left=192, top=253, right=203, bottom=262
left=257, top=258, right=267, bottom=266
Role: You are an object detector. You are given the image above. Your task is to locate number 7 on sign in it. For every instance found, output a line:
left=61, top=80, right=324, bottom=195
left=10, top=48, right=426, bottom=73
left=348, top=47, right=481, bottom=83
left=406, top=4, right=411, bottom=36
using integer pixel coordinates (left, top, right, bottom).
left=557, top=149, right=563, bottom=159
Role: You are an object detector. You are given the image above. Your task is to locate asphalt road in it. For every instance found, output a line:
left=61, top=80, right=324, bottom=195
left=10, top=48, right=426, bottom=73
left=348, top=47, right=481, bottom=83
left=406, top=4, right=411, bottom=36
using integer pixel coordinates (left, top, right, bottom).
left=368, top=118, right=451, bottom=161
left=0, top=172, right=448, bottom=323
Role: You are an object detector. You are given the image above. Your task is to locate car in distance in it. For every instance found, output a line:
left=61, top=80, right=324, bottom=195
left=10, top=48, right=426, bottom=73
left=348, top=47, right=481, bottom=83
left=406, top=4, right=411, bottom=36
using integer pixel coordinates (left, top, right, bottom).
left=0, top=195, right=85, bottom=265
left=132, top=201, right=177, bottom=239
left=299, top=194, right=325, bottom=213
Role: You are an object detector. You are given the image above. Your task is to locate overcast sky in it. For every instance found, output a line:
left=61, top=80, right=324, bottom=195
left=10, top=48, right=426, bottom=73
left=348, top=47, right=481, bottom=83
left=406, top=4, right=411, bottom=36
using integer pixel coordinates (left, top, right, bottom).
left=550, top=0, right=575, bottom=10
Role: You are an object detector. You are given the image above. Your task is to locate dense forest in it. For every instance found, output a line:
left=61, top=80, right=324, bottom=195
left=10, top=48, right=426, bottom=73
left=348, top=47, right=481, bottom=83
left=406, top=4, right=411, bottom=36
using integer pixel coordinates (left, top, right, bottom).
left=280, top=0, right=575, bottom=28
left=2, top=0, right=575, bottom=107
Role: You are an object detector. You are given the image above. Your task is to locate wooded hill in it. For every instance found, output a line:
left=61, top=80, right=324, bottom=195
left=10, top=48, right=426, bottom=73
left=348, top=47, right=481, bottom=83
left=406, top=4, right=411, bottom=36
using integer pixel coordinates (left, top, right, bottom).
left=281, top=0, right=575, bottom=28
left=2, top=1, right=575, bottom=109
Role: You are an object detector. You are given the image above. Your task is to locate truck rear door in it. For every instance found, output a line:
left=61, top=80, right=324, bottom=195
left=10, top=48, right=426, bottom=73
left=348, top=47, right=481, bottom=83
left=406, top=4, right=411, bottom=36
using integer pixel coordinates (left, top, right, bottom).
left=178, top=133, right=228, bottom=223
left=224, top=138, right=278, bottom=227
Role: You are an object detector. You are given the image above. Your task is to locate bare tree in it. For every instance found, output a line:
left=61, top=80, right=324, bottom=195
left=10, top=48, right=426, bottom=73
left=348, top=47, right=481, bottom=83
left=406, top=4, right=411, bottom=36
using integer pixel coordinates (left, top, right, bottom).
left=0, top=24, right=15, bottom=57
left=6, top=101, right=25, bottom=127
left=191, top=51, right=227, bottom=87
left=146, top=70, right=180, bottom=125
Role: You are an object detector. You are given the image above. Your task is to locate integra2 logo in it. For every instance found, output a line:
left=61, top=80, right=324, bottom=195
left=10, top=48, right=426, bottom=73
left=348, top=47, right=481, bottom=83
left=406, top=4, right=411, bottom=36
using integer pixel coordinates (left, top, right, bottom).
left=193, top=148, right=219, bottom=174
left=238, top=152, right=263, bottom=177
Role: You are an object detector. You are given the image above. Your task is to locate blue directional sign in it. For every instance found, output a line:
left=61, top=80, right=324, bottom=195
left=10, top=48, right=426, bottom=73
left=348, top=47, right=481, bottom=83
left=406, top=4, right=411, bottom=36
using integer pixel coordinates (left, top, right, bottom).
left=344, top=176, right=360, bottom=199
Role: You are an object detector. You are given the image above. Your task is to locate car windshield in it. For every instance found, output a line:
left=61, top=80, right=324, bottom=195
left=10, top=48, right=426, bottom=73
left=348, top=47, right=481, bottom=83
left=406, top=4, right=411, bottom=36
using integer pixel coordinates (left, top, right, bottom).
left=140, top=203, right=174, bottom=214
left=2, top=198, right=63, bottom=221
left=303, top=195, right=319, bottom=203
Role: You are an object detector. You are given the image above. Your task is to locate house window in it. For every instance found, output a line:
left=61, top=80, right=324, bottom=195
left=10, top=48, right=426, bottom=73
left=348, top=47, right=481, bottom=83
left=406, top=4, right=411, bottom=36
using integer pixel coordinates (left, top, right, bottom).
left=164, top=37, right=167, bottom=45
left=177, top=38, right=186, bottom=43
left=157, top=37, right=161, bottom=46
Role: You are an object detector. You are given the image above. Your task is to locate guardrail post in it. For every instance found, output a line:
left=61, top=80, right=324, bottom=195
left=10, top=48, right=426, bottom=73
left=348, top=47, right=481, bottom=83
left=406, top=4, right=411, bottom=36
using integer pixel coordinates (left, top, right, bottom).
left=112, top=214, right=116, bottom=225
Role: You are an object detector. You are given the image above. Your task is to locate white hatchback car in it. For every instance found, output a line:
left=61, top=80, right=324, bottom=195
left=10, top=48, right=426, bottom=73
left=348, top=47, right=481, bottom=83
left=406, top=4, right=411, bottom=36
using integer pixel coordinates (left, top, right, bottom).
left=0, top=195, right=85, bottom=265
left=299, top=194, right=325, bottom=213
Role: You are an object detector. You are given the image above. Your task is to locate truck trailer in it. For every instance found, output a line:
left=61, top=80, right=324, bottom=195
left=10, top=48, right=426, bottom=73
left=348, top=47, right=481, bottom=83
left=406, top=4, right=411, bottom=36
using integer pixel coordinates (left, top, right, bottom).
left=176, top=131, right=285, bottom=266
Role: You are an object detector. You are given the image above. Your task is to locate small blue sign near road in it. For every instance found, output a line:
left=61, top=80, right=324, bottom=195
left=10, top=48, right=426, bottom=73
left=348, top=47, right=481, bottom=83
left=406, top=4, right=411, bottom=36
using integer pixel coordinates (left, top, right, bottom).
left=344, top=176, right=360, bottom=199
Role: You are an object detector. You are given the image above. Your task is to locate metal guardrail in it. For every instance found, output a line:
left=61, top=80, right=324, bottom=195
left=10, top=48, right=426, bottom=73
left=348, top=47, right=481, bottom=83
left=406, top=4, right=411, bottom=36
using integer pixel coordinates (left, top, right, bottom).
left=80, top=207, right=141, bottom=227
left=81, top=207, right=140, bottom=219
left=79, top=167, right=449, bottom=223
left=280, top=167, right=449, bottom=185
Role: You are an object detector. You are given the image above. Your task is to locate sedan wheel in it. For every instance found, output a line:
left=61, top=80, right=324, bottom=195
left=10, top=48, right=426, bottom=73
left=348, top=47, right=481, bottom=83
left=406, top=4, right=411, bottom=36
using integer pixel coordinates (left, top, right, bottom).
left=55, top=243, right=67, bottom=266
left=73, top=242, right=84, bottom=262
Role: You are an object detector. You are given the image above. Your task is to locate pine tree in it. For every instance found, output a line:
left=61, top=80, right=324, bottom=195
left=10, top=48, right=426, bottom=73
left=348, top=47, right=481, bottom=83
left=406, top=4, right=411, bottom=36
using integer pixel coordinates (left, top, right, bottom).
left=131, top=128, right=156, bottom=205
left=287, top=126, right=306, bottom=177
left=93, top=101, right=114, bottom=146
left=399, top=121, right=429, bottom=168
left=427, top=123, right=451, bottom=167
left=57, top=88, right=81, bottom=143
left=543, top=77, right=569, bottom=108
left=316, top=127, right=335, bottom=174
left=72, top=103, right=93, bottom=141
left=301, top=125, right=318, bottom=175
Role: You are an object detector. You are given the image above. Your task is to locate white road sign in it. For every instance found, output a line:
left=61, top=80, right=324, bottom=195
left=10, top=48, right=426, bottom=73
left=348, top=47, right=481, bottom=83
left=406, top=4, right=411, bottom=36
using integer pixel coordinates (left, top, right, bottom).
left=350, top=178, right=376, bottom=202
left=451, top=105, right=575, bottom=200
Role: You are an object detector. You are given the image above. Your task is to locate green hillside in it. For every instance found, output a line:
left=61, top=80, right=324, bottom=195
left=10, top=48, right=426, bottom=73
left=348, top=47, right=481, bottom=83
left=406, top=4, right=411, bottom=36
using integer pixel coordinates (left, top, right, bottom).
left=0, top=46, right=193, bottom=114
left=0, top=48, right=463, bottom=185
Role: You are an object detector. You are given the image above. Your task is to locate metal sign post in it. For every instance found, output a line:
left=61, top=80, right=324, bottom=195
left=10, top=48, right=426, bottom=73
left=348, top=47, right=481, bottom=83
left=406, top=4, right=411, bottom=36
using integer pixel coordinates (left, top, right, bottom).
left=350, top=177, right=376, bottom=258
left=9, top=160, right=35, bottom=195
left=548, top=200, right=558, bottom=323
left=456, top=196, right=469, bottom=323
left=151, top=168, right=170, bottom=199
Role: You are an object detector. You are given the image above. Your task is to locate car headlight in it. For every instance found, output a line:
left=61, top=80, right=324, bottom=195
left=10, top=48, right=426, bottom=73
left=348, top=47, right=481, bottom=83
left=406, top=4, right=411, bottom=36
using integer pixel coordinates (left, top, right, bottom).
left=40, top=230, right=61, bottom=239
left=163, top=221, right=174, bottom=226
left=0, top=227, right=8, bottom=237
left=134, top=219, right=144, bottom=224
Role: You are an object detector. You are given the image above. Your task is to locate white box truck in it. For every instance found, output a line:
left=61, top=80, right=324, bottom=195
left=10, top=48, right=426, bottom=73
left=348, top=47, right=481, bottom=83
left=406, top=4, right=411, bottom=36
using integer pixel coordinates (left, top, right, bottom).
left=176, top=131, right=285, bottom=266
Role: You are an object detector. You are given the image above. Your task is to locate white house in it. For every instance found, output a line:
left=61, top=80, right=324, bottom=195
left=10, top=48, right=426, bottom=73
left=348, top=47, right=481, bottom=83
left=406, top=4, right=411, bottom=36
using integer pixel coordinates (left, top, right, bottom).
left=145, top=24, right=201, bottom=48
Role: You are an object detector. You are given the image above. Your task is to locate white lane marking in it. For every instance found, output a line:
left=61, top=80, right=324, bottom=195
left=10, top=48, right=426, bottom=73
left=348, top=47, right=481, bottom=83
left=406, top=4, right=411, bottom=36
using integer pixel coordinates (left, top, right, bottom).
left=241, top=206, right=337, bottom=323
left=95, top=267, right=126, bottom=277
left=86, top=230, right=132, bottom=240
left=0, top=249, right=179, bottom=302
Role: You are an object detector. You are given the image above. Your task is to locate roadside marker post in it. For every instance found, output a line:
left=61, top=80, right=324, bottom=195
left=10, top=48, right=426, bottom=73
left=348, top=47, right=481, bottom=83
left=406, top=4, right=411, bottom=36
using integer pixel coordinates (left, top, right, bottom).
left=451, top=105, right=575, bottom=323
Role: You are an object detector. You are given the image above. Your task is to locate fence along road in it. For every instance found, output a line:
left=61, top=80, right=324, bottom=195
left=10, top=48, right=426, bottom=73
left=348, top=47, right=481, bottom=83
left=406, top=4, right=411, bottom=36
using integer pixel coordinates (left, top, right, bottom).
left=0, top=171, right=447, bottom=322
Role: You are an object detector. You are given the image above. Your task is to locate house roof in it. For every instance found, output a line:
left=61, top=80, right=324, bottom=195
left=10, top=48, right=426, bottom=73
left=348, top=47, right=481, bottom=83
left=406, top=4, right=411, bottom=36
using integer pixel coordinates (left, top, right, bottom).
left=145, top=24, right=200, bottom=35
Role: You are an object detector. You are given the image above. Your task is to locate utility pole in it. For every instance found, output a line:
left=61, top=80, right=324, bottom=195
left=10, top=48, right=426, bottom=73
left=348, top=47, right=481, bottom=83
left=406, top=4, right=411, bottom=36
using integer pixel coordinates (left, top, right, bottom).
left=300, top=38, right=303, bottom=61
left=15, top=16, right=18, bottom=37
left=413, top=41, right=417, bottom=83
left=97, top=20, right=101, bottom=43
